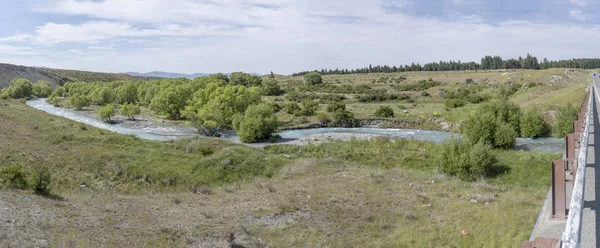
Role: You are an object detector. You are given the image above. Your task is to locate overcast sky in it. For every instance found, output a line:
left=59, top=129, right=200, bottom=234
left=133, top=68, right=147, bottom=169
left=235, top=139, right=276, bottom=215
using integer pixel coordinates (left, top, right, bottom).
left=1, top=0, right=600, bottom=75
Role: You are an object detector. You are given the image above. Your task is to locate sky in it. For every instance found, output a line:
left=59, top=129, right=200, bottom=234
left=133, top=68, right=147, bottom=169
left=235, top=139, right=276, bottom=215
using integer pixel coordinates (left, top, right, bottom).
left=1, top=0, right=600, bottom=75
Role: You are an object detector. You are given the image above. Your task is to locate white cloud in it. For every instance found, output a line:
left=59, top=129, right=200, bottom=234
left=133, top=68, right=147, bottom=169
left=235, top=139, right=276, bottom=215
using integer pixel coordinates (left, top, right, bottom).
left=570, top=0, right=589, bottom=7
left=0, top=45, right=40, bottom=55
left=1, top=0, right=600, bottom=74
left=569, top=9, right=588, bottom=21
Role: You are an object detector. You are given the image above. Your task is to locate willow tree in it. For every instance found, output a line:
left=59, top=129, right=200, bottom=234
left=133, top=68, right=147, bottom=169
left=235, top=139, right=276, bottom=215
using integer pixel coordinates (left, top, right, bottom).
left=183, top=82, right=262, bottom=136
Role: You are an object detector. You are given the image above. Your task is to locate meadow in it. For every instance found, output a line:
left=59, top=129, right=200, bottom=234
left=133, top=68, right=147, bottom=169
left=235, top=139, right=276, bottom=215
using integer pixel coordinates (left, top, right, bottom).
left=269, top=68, right=589, bottom=132
left=0, top=96, right=561, bottom=247
left=0, top=68, right=591, bottom=247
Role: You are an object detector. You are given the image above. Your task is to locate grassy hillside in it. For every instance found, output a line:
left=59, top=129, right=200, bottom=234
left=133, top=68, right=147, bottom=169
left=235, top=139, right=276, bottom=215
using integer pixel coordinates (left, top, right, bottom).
left=0, top=63, right=68, bottom=89
left=41, top=68, right=161, bottom=82
left=0, top=98, right=561, bottom=247
left=273, top=68, right=589, bottom=131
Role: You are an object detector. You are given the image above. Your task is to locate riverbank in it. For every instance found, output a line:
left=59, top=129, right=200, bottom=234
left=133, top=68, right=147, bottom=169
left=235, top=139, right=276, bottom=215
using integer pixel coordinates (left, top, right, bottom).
left=26, top=98, right=565, bottom=152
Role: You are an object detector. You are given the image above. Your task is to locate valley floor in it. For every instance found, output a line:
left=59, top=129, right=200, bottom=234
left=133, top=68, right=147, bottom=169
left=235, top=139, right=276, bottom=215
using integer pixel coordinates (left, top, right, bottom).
left=0, top=95, right=560, bottom=247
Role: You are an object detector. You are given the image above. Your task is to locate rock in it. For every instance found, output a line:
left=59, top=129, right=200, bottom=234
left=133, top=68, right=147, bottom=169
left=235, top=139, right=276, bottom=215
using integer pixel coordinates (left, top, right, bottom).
left=403, top=110, right=409, bottom=114
left=222, top=159, right=232, bottom=165
left=470, top=199, right=477, bottom=203
left=409, top=183, right=414, bottom=187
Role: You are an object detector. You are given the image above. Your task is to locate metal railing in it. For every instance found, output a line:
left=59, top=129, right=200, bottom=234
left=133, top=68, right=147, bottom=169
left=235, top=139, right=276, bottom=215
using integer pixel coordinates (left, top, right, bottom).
left=523, top=75, right=594, bottom=248
left=561, top=85, right=593, bottom=247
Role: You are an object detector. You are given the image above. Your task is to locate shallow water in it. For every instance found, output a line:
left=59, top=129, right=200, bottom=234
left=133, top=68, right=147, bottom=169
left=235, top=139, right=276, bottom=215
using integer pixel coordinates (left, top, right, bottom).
left=26, top=98, right=565, bottom=153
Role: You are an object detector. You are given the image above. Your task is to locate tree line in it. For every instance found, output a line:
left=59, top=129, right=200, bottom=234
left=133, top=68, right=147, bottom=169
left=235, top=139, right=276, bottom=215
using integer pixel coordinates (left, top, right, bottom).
left=292, top=54, right=600, bottom=76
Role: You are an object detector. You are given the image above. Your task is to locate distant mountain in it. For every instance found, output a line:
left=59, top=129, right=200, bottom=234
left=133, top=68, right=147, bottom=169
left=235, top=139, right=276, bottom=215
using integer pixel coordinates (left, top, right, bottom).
left=125, top=71, right=262, bottom=79
left=125, top=71, right=209, bottom=79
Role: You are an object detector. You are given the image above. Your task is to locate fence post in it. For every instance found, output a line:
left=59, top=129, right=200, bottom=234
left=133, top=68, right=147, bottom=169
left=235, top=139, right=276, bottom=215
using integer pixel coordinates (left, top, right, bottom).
left=552, top=159, right=568, bottom=219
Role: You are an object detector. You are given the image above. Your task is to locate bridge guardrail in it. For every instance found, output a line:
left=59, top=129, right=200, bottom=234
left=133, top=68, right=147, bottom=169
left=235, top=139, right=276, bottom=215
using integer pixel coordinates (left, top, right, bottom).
left=523, top=76, right=594, bottom=248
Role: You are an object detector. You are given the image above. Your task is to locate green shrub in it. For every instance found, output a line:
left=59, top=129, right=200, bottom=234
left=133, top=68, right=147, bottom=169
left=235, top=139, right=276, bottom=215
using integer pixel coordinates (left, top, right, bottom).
left=200, top=148, right=214, bottom=156
left=331, top=109, right=358, bottom=127
left=374, top=106, right=394, bottom=117
left=436, top=138, right=496, bottom=181
left=54, top=86, right=66, bottom=97
left=521, top=109, right=547, bottom=138
left=32, top=81, right=52, bottom=98
left=0, top=164, right=28, bottom=189
left=500, top=83, right=522, bottom=97
left=29, top=165, right=51, bottom=196
left=47, top=94, right=62, bottom=106
left=494, top=123, right=517, bottom=149
left=262, top=78, right=283, bottom=96
left=69, top=94, right=90, bottom=110
left=294, top=101, right=318, bottom=116
left=462, top=111, right=496, bottom=145
left=5, top=78, right=33, bottom=99
left=121, top=103, right=141, bottom=120
left=234, top=103, right=279, bottom=143
left=317, top=112, right=331, bottom=125
left=393, top=79, right=441, bottom=91
left=90, top=86, right=115, bottom=106
left=304, top=72, right=323, bottom=85
left=326, top=102, right=346, bottom=113
left=230, top=72, right=263, bottom=87
left=461, top=98, right=521, bottom=149
left=467, top=94, right=489, bottom=104
left=98, top=104, right=117, bottom=123
left=480, top=99, right=522, bottom=134
left=267, top=102, right=282, bottom=112
left=284, top=102, right=301, bottom=115
left=554, top=103, right=578, bottom=138
left=445, top=98, right=465, bottom=109
left=0, top=89, right=9, bottom=99
left=357, top=93, right=411, bottom=103
left=116, top=82, right=138, bottom=104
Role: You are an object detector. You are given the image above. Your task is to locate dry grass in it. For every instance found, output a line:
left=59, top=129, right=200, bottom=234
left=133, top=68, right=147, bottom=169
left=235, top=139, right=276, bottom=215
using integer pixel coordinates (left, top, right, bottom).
left=0, top=154, right=552, bottom=247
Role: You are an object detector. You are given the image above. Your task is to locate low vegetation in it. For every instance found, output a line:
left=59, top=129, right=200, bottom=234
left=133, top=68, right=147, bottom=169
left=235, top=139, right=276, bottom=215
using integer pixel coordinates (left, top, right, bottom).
left=0, top=163, right=52, bottom=196
left=437, top=138, right=496, bottom=181
left=0, top=94, right=571, bottom=246
left=374, top=105, right=395, bottom=117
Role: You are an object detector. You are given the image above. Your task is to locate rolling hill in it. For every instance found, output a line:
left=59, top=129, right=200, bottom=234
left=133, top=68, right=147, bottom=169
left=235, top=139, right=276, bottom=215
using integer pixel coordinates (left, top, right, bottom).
left=0, top=63, right=68, bottom=89
left=0, top=63, right=163, bottom=89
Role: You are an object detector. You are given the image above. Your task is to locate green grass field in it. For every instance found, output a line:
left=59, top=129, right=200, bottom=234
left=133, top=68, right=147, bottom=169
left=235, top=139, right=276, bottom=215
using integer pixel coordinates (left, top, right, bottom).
left=0, top=97, right=562, bottom=247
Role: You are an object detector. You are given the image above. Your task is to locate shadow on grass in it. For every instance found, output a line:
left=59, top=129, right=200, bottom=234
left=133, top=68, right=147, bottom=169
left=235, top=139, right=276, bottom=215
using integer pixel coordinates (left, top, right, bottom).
left=488, top=164, right=512, bottom=178
left=41, top=193, right=66, bottom=201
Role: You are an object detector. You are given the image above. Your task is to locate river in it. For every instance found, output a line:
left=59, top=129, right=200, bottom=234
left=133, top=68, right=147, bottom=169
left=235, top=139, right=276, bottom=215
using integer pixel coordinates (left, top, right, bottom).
left=26, top=98, right=565, bottom=153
